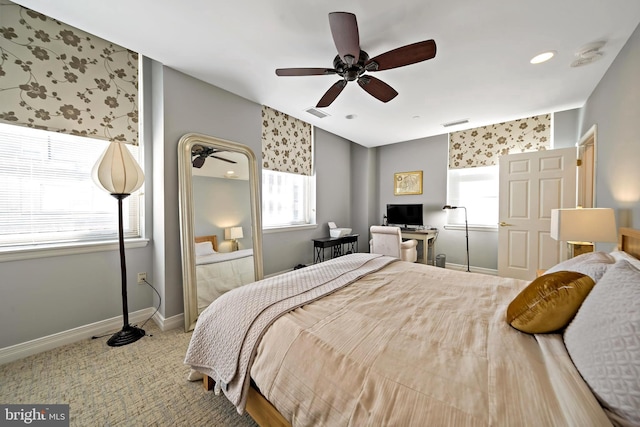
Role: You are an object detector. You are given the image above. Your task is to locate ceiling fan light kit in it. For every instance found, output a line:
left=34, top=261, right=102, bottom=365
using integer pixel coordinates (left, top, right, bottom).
left=191, top=144, right=237, bottom=168
left=275, top=12, right=437, bottom=108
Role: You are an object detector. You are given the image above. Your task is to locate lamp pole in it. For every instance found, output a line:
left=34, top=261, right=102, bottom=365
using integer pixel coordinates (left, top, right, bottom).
left=106, top=193, right=145, bottom=347
left=461, top=206, right=469, bottom=272
left=443, top=205, right=470, bottom=272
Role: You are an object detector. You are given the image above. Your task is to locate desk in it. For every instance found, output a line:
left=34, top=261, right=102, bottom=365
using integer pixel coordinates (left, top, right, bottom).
left=401, top=230, right=437, bottom=265
left=312, top=234, right=359, bottom=263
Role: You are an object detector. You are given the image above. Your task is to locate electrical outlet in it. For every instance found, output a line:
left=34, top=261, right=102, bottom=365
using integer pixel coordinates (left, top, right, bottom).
left=137, top=272, right=147, bottom=284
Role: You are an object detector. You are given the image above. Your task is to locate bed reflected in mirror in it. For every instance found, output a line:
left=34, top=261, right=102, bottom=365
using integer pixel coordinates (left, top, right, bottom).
left=178, top=133, right=263, bottom=331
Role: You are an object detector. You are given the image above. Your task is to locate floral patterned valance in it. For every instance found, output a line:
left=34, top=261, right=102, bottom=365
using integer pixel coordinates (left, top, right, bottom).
left=0, top=0, right=139, bottom=144
left=262, top=105, right=313, bottom=176
left=449, top=114, right=550, bottom=169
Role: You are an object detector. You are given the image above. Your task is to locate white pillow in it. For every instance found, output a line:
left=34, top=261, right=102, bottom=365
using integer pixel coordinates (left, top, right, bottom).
left=195, top=241, right=216, bottom=256
left=610, top=250, right=640, bottom=270
left=564, top=259, right=640, bottom=425
left=546, top=251, right=615, bottom=282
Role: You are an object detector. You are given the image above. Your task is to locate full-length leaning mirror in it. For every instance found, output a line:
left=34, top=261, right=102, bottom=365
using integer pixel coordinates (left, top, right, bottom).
left=178, top=133, right=263, bottom=331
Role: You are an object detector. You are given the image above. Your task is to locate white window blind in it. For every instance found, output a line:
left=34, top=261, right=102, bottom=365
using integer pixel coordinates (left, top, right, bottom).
left=446, top=165, right=499, bottom=227
left=262, top=169, right=314, bottom=228
left=0, top=123, right=142, bottom=247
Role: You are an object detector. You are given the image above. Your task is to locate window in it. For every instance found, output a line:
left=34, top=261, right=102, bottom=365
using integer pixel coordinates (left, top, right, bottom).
left=0, top=123, right=142, bottom=248
left=262, top=169, right=315, bottom=228
left=446, top=165, right=499, bottom=227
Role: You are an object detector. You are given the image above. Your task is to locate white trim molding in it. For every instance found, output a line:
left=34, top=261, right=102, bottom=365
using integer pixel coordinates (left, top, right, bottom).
left=0, top=307, right=171, bottom=365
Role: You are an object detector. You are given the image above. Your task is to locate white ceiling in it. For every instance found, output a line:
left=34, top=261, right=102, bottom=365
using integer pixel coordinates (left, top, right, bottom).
left=13, top=0, right=640, bottom=148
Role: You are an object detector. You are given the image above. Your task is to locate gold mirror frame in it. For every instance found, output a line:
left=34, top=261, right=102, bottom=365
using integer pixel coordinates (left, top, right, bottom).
left=178, top=133, right=263, bottom=331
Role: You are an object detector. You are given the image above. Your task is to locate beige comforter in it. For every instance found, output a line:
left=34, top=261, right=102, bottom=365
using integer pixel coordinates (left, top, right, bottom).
left=185, top=254, right=397, bottom=412
left=250, top=259, right=612, bottom=426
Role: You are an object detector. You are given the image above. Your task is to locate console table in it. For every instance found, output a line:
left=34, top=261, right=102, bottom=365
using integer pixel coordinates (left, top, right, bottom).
left=312, top=234, right=359, bottom=263
left=400, top=229, right=437, bottom=265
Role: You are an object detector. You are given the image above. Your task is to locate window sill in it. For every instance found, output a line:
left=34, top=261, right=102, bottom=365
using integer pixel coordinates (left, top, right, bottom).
left=444, top=224, right=498, bottom=232
left=263, top=224, right=317, bottom=234
left=0, top=238, right=150, bottom=263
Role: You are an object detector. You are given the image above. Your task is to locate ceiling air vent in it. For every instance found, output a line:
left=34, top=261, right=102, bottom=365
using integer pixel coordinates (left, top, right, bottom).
left=305, top=107, right=330, bottom=119
left=442, top=118, right=469, bottom=128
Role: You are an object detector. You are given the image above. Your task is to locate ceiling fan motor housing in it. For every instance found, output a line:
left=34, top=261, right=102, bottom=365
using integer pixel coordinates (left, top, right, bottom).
left=333, top=50, right=370, bottom=81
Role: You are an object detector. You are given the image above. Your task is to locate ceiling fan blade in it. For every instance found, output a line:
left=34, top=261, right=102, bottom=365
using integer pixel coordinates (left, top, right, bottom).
left=276, top=68, right=337, bottom=76
left=210, top=155, right=237, bottom=164
left=329, top=12, right=360, bottom=66
left=367, top=40, right=437, bottom=71
left=357, top=76, right=398, bottom=103
left=316, top=80, right=347, bottom=108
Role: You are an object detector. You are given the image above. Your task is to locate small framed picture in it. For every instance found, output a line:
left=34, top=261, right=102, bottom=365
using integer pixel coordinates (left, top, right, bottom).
left=394, top=171, right=423, bottom=195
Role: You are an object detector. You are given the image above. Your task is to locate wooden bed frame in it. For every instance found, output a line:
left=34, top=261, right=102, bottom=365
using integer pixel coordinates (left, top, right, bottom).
left=195, top=234, right=219, bottom=252
left=202, top=227, right=640, bottom=427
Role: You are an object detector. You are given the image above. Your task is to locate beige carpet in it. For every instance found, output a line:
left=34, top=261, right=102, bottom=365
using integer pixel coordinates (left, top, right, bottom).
left=0, top=322, right=257, bottom=427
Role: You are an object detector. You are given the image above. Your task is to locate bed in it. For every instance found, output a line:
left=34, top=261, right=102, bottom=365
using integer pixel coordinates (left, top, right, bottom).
left=185, top=228, right=640, bottom=426
left=194, top=235, right=255, bottom=313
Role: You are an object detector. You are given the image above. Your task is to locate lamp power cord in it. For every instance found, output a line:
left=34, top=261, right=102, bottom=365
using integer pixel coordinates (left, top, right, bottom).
left=91, top=277, right=162, bottom=340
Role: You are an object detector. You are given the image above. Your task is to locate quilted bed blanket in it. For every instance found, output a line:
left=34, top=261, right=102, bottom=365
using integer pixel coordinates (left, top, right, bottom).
left=184, top=253, right=397, bottom=413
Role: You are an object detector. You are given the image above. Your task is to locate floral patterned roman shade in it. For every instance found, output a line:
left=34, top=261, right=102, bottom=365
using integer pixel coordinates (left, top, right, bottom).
left=0, top=0, right=139, bottom=144
left=449, top=114, right=550, bottom=169
left=262, top=105, right=313, bottom=176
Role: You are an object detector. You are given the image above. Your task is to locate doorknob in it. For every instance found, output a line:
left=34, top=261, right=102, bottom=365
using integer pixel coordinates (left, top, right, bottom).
left=499, top=221, right=514, bottom=227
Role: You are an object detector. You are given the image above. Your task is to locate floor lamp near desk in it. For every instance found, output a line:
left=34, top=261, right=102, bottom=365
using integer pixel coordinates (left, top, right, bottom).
left=443, top=205, right=470, bottom=272
left=92, top=141, right=145, bottom=347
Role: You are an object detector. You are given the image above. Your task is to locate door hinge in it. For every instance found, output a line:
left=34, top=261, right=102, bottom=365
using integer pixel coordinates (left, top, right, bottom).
left=577, top=159, right=582, bottom=166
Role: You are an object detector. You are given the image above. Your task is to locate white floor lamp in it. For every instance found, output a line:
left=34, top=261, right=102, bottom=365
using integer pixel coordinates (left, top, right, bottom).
left=92, top=141, right=146, bottom=347
left=443, top=205, right=470, bottom=272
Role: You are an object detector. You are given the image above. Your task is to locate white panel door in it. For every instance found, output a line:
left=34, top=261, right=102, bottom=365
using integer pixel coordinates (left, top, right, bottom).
left=498, top=148, right=576, bottom=279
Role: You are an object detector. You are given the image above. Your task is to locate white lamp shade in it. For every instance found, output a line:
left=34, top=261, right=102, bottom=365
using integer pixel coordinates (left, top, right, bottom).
left=225, top=226, right=243, bottom=240
left=550, top=208, right=617, bottom=243
left=92, top=141, right=144, bottom=195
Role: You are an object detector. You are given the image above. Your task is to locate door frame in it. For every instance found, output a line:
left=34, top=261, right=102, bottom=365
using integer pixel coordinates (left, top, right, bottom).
left=577, top=124, right=597, bottom=208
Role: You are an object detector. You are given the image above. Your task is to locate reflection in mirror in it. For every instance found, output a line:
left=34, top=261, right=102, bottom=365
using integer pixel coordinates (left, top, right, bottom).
left=178, top=133, right=263, bottom=331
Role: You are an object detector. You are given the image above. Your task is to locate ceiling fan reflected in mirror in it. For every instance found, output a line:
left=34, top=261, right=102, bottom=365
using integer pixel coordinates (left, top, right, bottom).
left=191, top=145, right=237, bottom=168
left=275, top=12, right=437, bottom=108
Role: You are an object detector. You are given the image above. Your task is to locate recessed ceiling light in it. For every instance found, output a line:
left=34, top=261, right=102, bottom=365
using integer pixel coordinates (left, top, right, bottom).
left=530, top=51, right=556, bottom=64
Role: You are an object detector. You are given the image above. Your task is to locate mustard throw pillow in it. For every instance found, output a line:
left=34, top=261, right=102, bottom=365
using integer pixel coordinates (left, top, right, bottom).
left=507, top=271, right=595, bottom=333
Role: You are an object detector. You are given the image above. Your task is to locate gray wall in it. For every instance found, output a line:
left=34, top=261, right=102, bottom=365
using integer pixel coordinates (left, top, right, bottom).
left=374, top=133, right=499, bottom=269
left=372, top=110, right=585, bottom=271
left=193, top=176, right=252, bottom=251
left=263, top=127, right=353, bottom=274
left=152, top=65, right=355, bottom=319
left=578, top=22, right=640, bottom=237
left=151, top=65, right=261, bottom=320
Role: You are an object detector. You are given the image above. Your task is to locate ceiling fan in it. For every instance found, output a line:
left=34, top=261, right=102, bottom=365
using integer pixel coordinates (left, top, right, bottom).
left=275, top=12, right=437, bottom=108
left=191, top=145, right=236, bottom=168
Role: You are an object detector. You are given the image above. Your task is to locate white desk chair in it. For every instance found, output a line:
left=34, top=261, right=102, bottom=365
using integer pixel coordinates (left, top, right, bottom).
left=369, top=226, right=418, bottom=262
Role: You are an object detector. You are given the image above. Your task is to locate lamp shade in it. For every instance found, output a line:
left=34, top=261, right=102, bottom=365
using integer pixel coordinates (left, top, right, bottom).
left=92, top=141, right=144, bottom=195
left=550, top=208, right=617, bottom=243
left=225, top=226, right=243, bottom=240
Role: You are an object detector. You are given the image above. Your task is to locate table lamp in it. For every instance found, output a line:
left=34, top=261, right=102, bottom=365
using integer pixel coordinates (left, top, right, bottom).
left=225, top=226, right=243, bottom=251
left=550, top=208, right=617, bottom=258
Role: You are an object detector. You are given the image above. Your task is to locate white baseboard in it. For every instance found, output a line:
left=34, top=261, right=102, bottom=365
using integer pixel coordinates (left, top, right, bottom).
left=152, top=311, right=184, bottom=331
left=0, top=307, right=165, bottom=365
left=444, top=262, right=497, bottom=275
